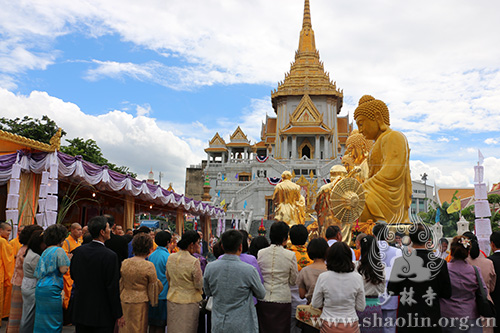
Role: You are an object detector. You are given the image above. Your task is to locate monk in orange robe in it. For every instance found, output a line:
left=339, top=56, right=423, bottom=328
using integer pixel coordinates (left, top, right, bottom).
left=0, top=222, right=14, bottom=323
left=62, top=223, right=82, bottom=309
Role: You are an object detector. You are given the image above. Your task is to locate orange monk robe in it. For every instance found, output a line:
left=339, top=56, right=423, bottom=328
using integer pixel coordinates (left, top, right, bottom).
left=62, top=235, right=82, bottom=309
left=9, top=237, right=21, bottom=260
left=0, top=238, right=14, bottom=321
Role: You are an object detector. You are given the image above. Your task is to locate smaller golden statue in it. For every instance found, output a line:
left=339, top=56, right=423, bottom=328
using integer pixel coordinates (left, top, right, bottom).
left=273, top=171, right=306, bottom=226
left=342, top=130, right=371, bottom=183
left=314, top=165, right=347, bottom=240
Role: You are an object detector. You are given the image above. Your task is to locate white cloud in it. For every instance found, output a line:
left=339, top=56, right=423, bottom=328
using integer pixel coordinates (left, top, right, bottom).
left=485, top=138, right=498, bottom=145
left=135, top=103, right=151, bottom=117
left=0, top=87, right=200, bottom=193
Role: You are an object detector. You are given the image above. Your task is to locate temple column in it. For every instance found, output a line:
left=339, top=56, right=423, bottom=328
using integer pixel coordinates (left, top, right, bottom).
left=292, top=135, right=297, bottom=159
left=281, top=136, right=286, bottom=159
left=325, top=137, right=330, bottom=159
left=227, top=148, right=232, bottom=163
left=206, top=153, right=211, bottom=165
left=315, top=135, right=320, bottom=159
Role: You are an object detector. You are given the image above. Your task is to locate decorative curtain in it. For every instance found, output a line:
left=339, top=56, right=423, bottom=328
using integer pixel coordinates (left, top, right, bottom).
left=0, top=152, right=225, bottom=224
left=123, top=195, right=135, bottom=231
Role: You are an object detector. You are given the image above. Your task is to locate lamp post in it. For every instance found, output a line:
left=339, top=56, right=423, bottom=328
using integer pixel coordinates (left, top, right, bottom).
left=420, top=173, right=428, bottom=212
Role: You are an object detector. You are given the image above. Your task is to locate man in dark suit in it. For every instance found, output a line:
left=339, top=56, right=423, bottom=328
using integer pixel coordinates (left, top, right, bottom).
left=70, top=216, right=124, bottom=332
left=488, top=231, right=500, bottom=333
left=388, top=223, right=451, bottom=332
left=103, top=214, right=128, bottom=264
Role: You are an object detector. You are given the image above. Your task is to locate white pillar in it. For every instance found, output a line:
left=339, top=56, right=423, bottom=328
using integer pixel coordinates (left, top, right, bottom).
left=315, top=135, right=320, bottom=159
left=207, top=153, right=211, bottom=165
left=281, top=136, right=286, bottom=159
left=292, top=136, right=297, bottom=159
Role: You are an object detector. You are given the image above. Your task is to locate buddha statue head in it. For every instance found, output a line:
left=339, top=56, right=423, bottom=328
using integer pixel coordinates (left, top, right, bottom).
left=345, top=130, right=372, bottom=159
left=354, top=95, right=390, bottom=141
left=282, top=170, right=293, bottom=180
left=329, top=165, right=347, bottom=178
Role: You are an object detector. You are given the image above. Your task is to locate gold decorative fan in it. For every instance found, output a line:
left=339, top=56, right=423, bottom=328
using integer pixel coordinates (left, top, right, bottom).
left=329, top=178, right=365, bottom=224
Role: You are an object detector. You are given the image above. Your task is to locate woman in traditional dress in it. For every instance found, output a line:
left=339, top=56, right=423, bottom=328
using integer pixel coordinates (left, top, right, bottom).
left=166, top=230, right=203, bottom=333
left=6, top=225, right=43, bottom=333
left=465, top=232, right=496, bottom=333
left=356, top=235, right=385, bottom=333
left=120, top=233, right=163, bottom=333
left=257, top=221, right=298, bottom=333
left=19, top=230, right=45, bottom=333
left=311, top=242, right=365, bottom=333
left=33, top=224, right=70, bottom=333
left=440, top=236, right=484, bottom=333
left=296, top=238, right=329, bottom=333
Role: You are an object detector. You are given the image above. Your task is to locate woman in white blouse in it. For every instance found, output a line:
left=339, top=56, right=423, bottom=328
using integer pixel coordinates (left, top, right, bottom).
left=356, top=235, right=385, bottom=333
left=311, top=241, right=365, bottom=333
left=257, top=222, right=298, bottom=333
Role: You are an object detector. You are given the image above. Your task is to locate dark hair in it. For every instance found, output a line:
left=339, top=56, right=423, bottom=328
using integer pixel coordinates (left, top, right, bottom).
left=43, top=224, right=68, bottom=246
left=248, top=236, right=270, bottom=258
left=325, top=225, right=341, bottom=240
left=132, top=233, right=153, bottom=256
left=221, top=230, right=243, bottom=253
left=177, top=230, right=200, bottom=250
left=490, top=231, right=500, bottom=249
left=326, top=242, right=354, bottom=273
left=307, top=238, right=329, bottom=260
left=450, top=235, right=470, bottom=260
left=409, top=223, right=430, bottom=245
left=134, top=226, right=151, bottom=236
left=358, top=235, right=384, bottom=285
left=88, top=216, right=108, bottom=239
left=290, top=225, right=308, bottom=245
left=26, top=230, right=45, bottom=256
left=239, top=230, right=249, bottom=253
left=19, top=225, right=43, bottom=245
left=155, top=231, right=172, bottom=247
left=372, top=223, right=388, bottom=241
left=0, top=222, right=10, bottom=230
left=212, top=240, right=224, bottom=258
left=103, top=214, right=115, bottom=228
left=463, top=232, right=480, bottom=259
left=439, top=237, right=449, bottom=245
left=82, top=234, right=93, bottom=244
left=395, top=232, right=404, bottom=238
left=269, top=222, right=289, bottom=245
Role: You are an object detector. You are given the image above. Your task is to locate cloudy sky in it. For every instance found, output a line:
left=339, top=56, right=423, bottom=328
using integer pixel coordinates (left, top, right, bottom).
left=1, top=0, right=499, bottom=193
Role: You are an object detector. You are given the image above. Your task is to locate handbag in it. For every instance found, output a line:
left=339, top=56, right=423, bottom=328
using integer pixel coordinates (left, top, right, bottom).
left=205, top=296, right=213, bottom=311
left=473, top=265, right=496, bottom=318
left=296, top=304, right=322, bottom=329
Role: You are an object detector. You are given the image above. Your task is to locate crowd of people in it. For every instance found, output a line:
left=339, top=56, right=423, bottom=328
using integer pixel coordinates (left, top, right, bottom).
left=1, top=218, right=500, bottom=332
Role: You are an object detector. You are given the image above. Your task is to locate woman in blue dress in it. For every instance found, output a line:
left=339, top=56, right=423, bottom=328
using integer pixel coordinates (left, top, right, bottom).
left=34, top=224, right=70, bottom=332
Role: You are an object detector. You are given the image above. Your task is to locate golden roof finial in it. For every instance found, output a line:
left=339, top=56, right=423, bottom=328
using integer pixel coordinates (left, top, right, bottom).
left=298, top=0, right=315, bottom=53
left=302, top=0, right=312, bottom=29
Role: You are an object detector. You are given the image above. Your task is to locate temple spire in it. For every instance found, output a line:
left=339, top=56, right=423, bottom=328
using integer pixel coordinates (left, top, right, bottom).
left=298, top=0, right=316, bottom=53
left=302, top=0, right=312, bottom=29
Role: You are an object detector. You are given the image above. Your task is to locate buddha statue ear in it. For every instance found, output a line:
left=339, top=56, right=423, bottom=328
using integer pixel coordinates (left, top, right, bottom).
left=374, top=112, right=388, bottom=132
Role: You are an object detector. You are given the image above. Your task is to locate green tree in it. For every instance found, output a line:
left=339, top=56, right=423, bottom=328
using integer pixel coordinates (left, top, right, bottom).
left=60, top=137, right=137, bottom=178
left=0, top=115, right=66, bottom=144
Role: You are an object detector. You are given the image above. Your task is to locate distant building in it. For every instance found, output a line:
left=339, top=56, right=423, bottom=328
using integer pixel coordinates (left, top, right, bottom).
left=186, top=0, right=351, bottom=224
left=410, top=180, right=434, bottom=219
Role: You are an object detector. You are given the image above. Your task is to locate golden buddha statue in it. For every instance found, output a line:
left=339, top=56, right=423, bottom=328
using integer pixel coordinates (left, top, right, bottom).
left=354, top=95, right=412, bottom=224
left=314, top=165, right=351, bottom=241
left=342, top=130, right=371, bottom=183
left=273, top=171, right=306, bottom=226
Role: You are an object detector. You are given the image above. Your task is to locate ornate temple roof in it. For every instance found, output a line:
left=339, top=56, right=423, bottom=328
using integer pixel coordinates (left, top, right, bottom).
left=227, top=126, right=250, bottom=147
left=271, top=0, right=343, bottom=109
left=0, top=128, right=62, bottom=155
left=205, top=132, right=228, bottom=153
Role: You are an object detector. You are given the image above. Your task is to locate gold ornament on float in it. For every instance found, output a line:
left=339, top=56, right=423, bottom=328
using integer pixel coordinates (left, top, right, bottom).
left=330, top=178, right=365, bottom=224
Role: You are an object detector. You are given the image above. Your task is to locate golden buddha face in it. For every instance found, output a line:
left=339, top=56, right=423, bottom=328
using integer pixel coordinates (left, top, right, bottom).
left=356, top=115, right=380, bottom=141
